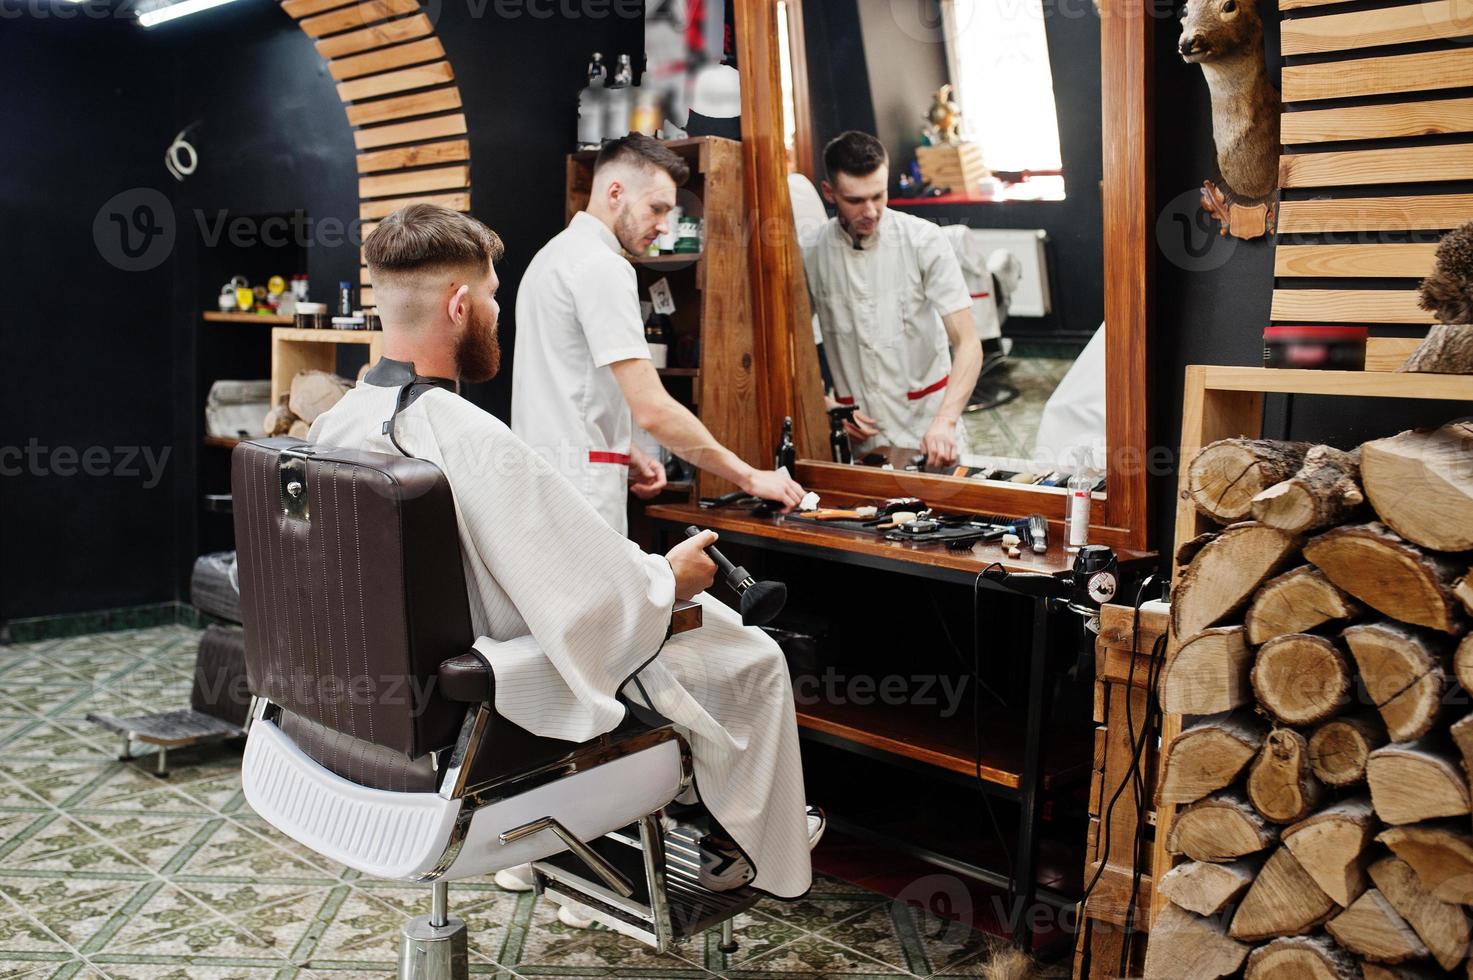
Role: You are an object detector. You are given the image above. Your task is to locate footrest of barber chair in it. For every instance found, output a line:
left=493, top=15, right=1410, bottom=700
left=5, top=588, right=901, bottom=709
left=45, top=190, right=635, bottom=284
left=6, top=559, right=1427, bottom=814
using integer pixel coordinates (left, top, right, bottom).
left=532, top=823, right=758, bottom=952
left=86, top=708, right=245, bottom=748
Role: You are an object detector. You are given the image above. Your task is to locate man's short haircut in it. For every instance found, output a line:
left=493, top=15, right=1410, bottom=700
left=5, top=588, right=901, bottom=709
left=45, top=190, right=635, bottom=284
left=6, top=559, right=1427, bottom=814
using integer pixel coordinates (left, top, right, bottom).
left=594, top=133, right=691, bottom=187
left=364, top=204, right=504, bottom=278
left=823, top=131, right=888, bottom=181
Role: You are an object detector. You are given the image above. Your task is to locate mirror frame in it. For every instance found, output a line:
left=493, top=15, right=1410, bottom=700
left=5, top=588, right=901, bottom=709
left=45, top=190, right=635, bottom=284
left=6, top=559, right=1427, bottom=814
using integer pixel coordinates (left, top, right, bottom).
left=734, top=0, right=1154, bottom=553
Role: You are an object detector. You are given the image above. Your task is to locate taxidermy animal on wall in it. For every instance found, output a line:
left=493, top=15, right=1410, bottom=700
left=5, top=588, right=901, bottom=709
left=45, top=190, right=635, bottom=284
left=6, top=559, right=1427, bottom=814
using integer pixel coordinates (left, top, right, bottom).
left=1180, top=0, right=1281, bottom=234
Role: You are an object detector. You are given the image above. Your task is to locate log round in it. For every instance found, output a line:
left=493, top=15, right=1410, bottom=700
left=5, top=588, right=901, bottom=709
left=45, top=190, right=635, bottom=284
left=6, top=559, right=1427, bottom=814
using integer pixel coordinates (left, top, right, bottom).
left=1378, top=824, right=1473, bottom=904
left=1252, top=634, right=1351, bottom=726
left=1245, top=565, right=1362, bottom=645
left=1244, top=935, right=1360, bottom=980
left=1159, top=626, right=1253, bottom=715
left=1247, top=728, right=1325, bottom=824
left=1366, top=742, right=1472, bottom=825
left=1307, top=712, right=1387, bottom=787
left=1305, top=523, right=1467, bottom=634
left=1188, top=438, right=1310, bottom=524
left=1172, top=523, right=1302, bottom=639
left=1167, top=794, right=1279, bottom=863
left=1361, top=423, right=1473, bottom=552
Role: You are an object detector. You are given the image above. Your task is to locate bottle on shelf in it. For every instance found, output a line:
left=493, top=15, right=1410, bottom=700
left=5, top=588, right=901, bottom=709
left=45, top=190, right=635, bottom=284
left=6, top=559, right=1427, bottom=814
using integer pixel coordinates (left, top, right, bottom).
left=337, top=281, right=354, bottom=317
left=603, top=54, right=633, bottom=141
left=643, top=301, right=670, bottom=369
left=1065, top=446, right=1095, bottom=553
left=576, top=52, right=607, bottom=150
left=775, top=416, right=796, bottom=472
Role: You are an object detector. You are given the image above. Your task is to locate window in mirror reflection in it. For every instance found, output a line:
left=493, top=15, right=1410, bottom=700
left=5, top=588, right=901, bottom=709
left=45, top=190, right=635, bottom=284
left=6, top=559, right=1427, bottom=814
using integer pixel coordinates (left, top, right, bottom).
left=942, top=0, right=1064, bottom=188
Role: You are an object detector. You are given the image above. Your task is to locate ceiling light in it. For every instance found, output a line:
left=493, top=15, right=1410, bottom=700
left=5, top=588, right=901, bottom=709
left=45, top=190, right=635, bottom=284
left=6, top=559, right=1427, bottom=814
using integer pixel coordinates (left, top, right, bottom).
left=137, top=0, right=242, bottom=27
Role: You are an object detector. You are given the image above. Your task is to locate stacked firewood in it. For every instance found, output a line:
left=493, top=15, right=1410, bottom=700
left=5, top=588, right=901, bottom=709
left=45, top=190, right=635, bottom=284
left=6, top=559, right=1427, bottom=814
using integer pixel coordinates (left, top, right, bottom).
left=1144, top=422, right=1473, bottom=979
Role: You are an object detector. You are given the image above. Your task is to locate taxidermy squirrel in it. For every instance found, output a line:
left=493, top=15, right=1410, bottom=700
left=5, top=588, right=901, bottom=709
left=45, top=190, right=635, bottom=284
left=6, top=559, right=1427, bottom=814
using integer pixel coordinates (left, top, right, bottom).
left=1180, top=0, right=1281, bottom=230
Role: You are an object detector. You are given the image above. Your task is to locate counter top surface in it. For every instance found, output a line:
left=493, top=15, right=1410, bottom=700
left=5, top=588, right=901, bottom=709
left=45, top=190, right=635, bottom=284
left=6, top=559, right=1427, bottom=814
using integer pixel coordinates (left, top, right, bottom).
left=646, top=501, right=1155, bottom=580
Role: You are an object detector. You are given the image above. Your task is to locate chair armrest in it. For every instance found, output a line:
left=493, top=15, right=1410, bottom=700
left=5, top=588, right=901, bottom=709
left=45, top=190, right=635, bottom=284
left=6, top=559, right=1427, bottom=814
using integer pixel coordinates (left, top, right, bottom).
left=671, top=599, right=702, bottom=636
left=438, top=653, right=494, bottom=703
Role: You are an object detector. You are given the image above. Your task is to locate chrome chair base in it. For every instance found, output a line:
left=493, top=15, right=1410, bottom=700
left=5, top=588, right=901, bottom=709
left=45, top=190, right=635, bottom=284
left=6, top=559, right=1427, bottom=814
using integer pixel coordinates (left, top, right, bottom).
left=399, top=914, right=468, bottom=980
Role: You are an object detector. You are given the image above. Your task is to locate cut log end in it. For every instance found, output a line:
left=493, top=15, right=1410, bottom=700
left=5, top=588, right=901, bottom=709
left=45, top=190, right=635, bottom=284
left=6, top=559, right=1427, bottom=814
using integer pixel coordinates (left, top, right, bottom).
left=1308, top=713, right=1389, bottom=788
left=1188, top=438, right=1311, bottom=524
left=1252, top=634, right=1351, bottom=727
left=1306, top=523, right=1466, bottom=634
left=1244, top=934, right=1360, bottom=980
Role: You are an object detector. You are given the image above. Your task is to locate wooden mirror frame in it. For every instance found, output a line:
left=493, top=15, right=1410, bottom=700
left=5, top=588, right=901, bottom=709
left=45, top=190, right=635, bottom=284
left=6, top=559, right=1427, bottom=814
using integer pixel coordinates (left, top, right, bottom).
left=734, top=0, right=1154, bottom=552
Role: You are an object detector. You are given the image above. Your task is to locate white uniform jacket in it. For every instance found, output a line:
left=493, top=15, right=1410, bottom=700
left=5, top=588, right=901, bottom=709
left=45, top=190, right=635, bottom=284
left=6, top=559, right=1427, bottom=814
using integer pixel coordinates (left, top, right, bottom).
left=803, top=208, right=973, bottom=454
left=512, top=211, right=650, bottom=535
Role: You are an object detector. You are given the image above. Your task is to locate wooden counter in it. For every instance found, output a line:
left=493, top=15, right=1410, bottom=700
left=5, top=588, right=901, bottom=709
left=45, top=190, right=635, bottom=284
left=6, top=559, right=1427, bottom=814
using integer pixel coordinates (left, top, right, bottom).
left=646, top=501, right=1156, bottom=584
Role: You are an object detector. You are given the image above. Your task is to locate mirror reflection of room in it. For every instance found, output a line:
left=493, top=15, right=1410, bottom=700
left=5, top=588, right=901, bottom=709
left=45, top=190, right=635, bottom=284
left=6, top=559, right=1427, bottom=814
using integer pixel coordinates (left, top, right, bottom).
left=782, top=0, right=1106, bottom=491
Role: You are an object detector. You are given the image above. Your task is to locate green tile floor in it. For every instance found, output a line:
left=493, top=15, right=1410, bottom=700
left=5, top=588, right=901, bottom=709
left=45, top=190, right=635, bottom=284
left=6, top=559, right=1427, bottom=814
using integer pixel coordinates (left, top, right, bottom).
left=0, top=625, right=1042, bottom=979
left=960, top=357, right=1075, bottom=462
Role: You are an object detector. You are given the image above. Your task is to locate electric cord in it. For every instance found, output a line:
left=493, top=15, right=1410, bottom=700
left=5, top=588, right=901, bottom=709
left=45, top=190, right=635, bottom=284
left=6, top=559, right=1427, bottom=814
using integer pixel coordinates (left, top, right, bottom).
left=1075, top=574, right=1165, bottom=977
left=973, top=565, right=1015, bottom=883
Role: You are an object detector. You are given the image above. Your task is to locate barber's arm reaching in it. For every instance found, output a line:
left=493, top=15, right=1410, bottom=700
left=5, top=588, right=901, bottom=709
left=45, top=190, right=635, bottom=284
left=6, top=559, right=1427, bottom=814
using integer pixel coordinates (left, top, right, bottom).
left=611, top=358, right=806, bottom=510
left=921, top=308, right=982, bottom=468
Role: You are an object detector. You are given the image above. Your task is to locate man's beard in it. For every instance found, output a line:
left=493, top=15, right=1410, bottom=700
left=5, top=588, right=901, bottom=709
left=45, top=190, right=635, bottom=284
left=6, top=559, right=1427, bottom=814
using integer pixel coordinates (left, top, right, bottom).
left=454, top=304, right=500, bottom=383
left=613, top=208, right=648, bottom=255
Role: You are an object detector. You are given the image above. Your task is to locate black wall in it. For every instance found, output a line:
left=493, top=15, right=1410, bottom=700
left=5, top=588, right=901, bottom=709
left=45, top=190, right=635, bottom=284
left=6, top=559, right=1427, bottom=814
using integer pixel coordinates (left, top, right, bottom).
left=1147, top=4, right=1461, bottom=556
left=802, top=0, right=1104, bottom=344
left=0, top=16, right=179, bottom=622
left=0, top=0, right=643, bottom=621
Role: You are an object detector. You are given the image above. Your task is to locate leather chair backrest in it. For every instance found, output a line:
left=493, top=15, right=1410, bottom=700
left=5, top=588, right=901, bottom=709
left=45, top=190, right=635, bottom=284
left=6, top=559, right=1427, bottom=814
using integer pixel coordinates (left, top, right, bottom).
left=231, top=437, right=473, bottom=761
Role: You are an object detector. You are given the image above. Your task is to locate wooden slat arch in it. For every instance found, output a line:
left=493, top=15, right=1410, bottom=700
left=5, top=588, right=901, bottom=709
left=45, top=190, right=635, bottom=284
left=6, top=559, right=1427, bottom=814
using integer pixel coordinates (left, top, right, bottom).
left=280, top=0, right=475, bottom=310
left=1274, top=0, right=1473, bottom=334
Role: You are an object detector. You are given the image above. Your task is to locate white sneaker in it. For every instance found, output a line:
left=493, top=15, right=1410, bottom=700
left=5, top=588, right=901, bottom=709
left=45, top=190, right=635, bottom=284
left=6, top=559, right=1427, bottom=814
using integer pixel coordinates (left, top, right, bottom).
left=697, top=836, right=755, bottom=892
left=806, top=806, right=827, bottom=850
left=494, top=863, right=535, bottom=892
left=555, top=898, right=598, bottom=929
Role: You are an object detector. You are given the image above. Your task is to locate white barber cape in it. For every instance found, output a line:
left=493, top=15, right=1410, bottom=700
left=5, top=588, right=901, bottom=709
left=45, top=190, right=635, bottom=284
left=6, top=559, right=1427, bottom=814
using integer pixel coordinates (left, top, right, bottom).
left=310, top=372, right=813, bottom=899
left=512, top=210, right=650, bottom=536
left=803, top=208, right=973, bottom=455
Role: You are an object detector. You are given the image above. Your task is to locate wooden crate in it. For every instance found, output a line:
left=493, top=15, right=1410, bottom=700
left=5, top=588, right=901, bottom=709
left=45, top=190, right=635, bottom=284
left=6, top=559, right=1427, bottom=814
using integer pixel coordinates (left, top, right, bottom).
left=1073, top=602, right=1169, bottom=979
left=915, top=142, right=989, bottom=192
left=270, top=327, right=384, bottom=407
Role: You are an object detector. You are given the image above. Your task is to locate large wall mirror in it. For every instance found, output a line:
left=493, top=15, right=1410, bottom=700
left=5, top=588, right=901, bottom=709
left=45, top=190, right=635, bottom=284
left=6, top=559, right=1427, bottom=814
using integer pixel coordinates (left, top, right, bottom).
left=735, top=0, right=1152, bottom=552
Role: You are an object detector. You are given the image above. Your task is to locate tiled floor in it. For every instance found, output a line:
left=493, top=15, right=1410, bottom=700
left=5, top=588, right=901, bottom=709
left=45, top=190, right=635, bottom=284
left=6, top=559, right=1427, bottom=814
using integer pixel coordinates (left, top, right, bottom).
left=960, top=356, right=1074, bottom=462
left=0, top=625, right=1055, bottom=979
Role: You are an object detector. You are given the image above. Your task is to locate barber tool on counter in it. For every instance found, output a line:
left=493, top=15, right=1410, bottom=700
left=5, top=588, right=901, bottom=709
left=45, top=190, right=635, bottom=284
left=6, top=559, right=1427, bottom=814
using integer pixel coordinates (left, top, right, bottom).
left=684, top=526, right=788, bottom=626
left=826, top=405, right=858, bottom=463
left=775, top=416, right=796, bottom=472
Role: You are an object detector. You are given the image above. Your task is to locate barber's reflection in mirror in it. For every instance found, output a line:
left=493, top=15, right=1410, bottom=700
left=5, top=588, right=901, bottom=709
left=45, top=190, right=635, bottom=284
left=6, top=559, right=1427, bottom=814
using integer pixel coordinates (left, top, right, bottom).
left=802, top=132, right=983, bottom=469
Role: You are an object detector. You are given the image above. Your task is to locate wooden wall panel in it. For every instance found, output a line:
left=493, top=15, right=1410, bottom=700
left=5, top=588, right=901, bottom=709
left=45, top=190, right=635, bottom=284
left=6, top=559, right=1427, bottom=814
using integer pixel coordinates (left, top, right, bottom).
left=281, top=0, right=355, bottom=18
left=314, top=14, right=432, bottom=59
left=358, top=164, right=471, bottom=199
left=1281, top=0, right=1473, bottom=56
left=336, top=61, right=454, bottom=103
left=360, top=191, right=471, bottom=220
left=298, top=0, right=419, bottom=38
left=1274, top=242, right=1439, bottom=278
left=1270, top=287, right=1435, bottom=324
left=328, top=36, right=443, bottom=81
left=356, top=138, right=470, bottom=174
left=1278, top=193, right=1473, bottom=232
left=1280, top=143, right=1473, bottom=187
left=1282, top=49, right=1473, bottom=102
left=353, top=113, right=467, bottom=150
left=1282, top=96, right=1473, bottom=145
left=344, top=87, right=462, bottom=126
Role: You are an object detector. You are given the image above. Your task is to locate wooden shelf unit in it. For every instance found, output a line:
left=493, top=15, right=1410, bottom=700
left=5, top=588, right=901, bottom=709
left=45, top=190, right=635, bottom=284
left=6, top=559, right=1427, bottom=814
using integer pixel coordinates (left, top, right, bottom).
left=271, top=327, right=383, bottom=407
left=565, top=137, right=763, bottom=502
left=203, top=311, right=294, bottom=325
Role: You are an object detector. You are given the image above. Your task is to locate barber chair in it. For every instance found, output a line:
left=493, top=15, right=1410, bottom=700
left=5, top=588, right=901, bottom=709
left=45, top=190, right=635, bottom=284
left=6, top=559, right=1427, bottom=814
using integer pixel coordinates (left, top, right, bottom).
left=230, top=437, right=756, bottom=980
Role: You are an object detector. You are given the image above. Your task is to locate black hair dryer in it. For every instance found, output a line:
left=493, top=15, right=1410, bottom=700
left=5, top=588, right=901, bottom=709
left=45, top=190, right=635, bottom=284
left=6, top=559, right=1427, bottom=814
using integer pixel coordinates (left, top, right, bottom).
left=684, top=526, right=788, bottom=626
left=981, top=545, right=1120, bottom=634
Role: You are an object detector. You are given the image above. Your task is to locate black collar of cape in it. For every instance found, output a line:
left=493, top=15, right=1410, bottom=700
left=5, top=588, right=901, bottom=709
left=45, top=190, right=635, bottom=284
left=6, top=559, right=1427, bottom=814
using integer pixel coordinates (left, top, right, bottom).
left=365, top=357, right=460, bottom=457
left=363, top=357, right=460, bottom=406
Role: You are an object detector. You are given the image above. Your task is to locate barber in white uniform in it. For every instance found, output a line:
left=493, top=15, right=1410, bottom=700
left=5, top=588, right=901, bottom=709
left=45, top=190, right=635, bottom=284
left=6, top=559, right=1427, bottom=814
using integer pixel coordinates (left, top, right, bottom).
left=513, top=133, right=804, bottom=536
left=803, top=131, right=983, bottom=467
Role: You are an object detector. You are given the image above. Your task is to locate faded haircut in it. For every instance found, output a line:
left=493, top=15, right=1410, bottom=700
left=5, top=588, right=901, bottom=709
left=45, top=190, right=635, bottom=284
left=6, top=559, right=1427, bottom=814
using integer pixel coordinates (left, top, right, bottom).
left=823, top=131, right=888, bottom=180
left=594, top=132, right=691, bottom=186
left=364, top=204, right=504, bottom=279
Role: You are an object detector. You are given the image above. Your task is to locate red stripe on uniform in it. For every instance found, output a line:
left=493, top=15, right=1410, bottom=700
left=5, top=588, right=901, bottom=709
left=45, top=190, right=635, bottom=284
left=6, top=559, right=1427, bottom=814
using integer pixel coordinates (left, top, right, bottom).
left=588, top=451, right=631, bottom=465
left=836, top=395, right=855, bottom=405
left=907, top=375, right=949, bottom=400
